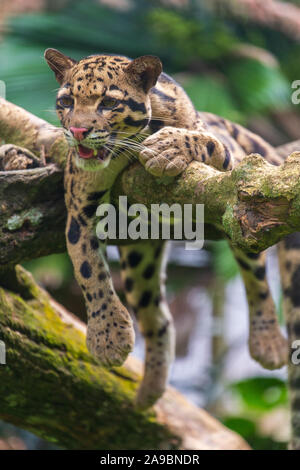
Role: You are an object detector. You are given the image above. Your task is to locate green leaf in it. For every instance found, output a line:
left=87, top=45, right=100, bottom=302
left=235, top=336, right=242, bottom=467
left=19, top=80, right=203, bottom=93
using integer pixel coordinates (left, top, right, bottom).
left=227, top=59, right=290, bottom=113
left=183, top=76, right=242, bottom=122
left=231, top=377, right=288, bottom=412
left=210, top=240, right=239, bottom=281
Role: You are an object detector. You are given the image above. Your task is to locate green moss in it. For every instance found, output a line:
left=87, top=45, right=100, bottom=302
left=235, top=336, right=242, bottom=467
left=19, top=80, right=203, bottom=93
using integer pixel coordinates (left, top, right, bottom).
left=6, top=208, right=43, bottom=231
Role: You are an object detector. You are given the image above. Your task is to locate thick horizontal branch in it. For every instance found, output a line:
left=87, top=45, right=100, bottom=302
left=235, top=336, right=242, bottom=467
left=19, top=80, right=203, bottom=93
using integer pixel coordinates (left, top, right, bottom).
left=113, top=151, right=300, bottom=252
left=0, top=264, right=249, bottom=450
left=1, top=98, right=300, bottom=267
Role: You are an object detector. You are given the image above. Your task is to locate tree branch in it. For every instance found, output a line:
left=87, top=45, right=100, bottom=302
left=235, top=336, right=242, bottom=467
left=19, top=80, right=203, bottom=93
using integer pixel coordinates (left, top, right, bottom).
left=0, top=264, right=249, bottom=450
left=1, top=98, right=300, bottom=266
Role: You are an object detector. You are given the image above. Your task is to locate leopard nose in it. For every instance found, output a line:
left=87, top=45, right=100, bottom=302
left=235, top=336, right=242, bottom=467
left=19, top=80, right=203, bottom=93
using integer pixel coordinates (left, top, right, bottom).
left=69, top=127, right=90, bottom=141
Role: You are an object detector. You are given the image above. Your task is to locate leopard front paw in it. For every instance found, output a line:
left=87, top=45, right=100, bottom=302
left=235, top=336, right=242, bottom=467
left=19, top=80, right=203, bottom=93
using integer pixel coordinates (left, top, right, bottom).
left=0, top=144, right=42, bottom=171
left=135, top=381, right=166, bottom=411
left=86, top=308, right=135, bottom=368
left=139, top=127, right=188, bottom=177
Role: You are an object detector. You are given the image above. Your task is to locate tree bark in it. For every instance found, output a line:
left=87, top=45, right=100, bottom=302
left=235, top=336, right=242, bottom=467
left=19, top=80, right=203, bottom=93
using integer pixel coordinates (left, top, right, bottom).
left=0, top=264, right=249, bottom=450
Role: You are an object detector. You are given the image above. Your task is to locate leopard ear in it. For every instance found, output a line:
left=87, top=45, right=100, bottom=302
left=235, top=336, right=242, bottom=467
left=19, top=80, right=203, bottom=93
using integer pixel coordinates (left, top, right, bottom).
left=44, top=48, right=77, bottom=84
left=125, top=55, right=162, bottom=93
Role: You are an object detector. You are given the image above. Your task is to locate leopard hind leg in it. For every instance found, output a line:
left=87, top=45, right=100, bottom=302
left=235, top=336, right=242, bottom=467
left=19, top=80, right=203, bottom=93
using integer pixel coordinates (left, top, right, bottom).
left=231, top=244, right=287, bottom=369
left=119, top=240, right=175, bottom=410
left=278, top=234, right=300, bottom=450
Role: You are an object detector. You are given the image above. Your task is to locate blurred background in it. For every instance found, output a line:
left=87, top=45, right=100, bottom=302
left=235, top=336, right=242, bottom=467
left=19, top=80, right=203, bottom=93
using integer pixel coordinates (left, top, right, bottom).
left=1, top=0, right=300, bottom=450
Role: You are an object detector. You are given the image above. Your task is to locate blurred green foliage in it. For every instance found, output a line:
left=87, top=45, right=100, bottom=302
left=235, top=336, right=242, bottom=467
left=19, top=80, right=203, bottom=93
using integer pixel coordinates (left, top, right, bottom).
left=0, top=0, right=297, bottom=125
left=210, top=240, right=239, bottom=282
left=231, top=377, right=287, bottom=411
left=223, top=377, right=288, bottom=449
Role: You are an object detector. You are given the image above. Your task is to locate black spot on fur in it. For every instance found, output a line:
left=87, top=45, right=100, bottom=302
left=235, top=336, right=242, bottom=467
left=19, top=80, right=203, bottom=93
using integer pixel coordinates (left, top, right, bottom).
left=80, top=261, right=92, bottom=279
left=223, top=146, right=231, bottom=170
left=158, top=321, right=169, bottom=337
left=90, top=237, right=99, bottom=250
left=98, top=272, right=107, bottom=281
left=259, top=291, right=269, bottom=300
left=125, top=98, right=146, bottom=113
left=67, top=217, right=80, bottom=244
left=143, top=264, right=155, bottom=279
left=206, top=141, right=215, bottom=156
left=125, top=277, right=134, bottom=292
left=83, top=203, right=98, bottom=218
left=254, top=266, right=266, bottom=280
left=246, top=252, right=260, bottom=260
left=128, top=251, right=142, bottom=268
left=139, top=291, right=152, bottom=308
left=92, top=310, right=101, bottom=318
left=86, top=292, right=92, bottom=302
left=185, top=137, right=191, bottom=149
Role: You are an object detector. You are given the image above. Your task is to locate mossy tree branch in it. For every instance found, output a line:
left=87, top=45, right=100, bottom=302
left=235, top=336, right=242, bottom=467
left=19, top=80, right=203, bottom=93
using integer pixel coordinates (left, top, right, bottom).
left=1, top=98, right=300, bottom=262
left=0, top=264, right=249, bottom=450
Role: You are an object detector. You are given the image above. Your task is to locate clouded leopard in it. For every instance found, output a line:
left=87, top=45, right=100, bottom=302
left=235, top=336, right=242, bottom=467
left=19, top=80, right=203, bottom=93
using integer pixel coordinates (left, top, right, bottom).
left=43, top=48, right=288, bottom=410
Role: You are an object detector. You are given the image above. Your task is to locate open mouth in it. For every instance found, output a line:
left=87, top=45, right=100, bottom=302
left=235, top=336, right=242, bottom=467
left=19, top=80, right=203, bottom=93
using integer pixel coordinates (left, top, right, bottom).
left=77, top=144, right=110, bottom=161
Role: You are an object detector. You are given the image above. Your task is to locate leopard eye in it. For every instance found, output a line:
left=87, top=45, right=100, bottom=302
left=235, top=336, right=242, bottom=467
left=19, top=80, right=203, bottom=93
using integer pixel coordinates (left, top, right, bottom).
left=99, top=96, right=118, bottom=109
left=58, top=96, right=74, bottom=108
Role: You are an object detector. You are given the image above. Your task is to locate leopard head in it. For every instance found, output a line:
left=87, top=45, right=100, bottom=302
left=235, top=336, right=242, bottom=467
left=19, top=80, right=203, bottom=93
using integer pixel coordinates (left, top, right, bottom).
left=44, top=48, right=162, bottom=171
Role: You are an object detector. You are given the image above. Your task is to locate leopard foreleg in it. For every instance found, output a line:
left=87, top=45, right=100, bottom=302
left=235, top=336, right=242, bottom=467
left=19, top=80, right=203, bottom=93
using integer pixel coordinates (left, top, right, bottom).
left=64, top=155, right=135, bottom=368
left=139, top=126, right=234, bottom=177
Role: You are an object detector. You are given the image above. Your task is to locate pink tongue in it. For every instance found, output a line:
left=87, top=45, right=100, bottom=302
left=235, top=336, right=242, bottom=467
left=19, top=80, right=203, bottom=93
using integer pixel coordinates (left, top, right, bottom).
left=78, top=144, right=94, bottom=159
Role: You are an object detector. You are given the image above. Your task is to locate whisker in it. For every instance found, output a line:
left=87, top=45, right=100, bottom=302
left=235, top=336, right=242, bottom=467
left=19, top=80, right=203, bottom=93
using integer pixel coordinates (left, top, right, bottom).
left=106, top=142, right=138, bottom=162
left=112, top=140, right=156, bottom=155
left=151, top=115, right=175, bottom=123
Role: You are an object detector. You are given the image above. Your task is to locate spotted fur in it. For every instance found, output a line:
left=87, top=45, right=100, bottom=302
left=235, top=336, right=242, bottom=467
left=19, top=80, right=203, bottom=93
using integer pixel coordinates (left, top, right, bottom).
left=42, top=48, right=289, bottom=409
